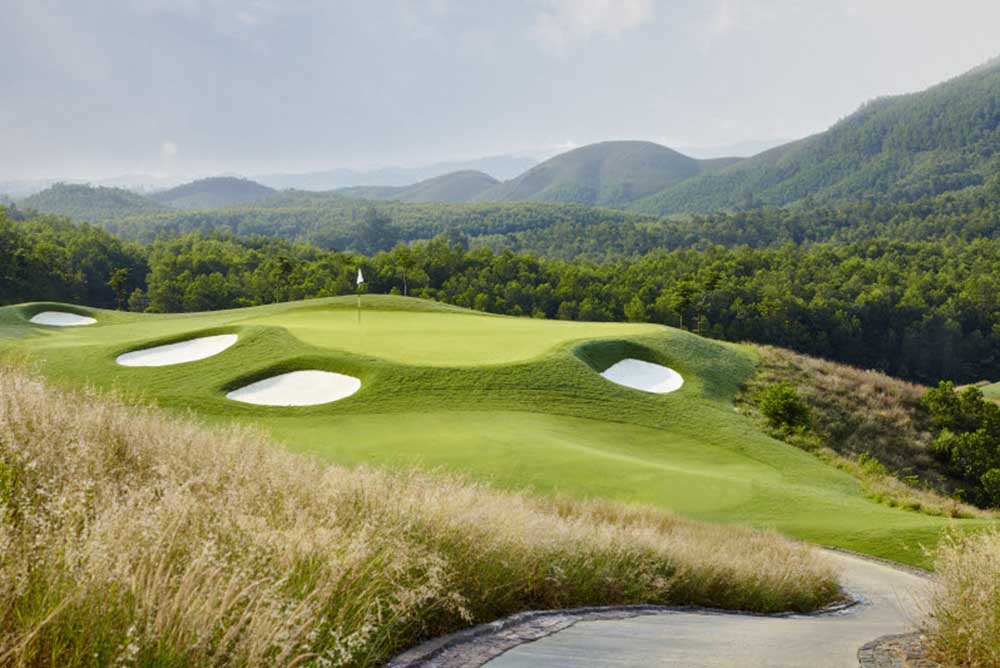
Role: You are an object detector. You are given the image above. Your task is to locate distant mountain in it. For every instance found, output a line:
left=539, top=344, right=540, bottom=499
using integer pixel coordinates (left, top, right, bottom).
left=149, top=176, right=275, bottom=210
left=19, top=183, right=167, bottom=221
left=473, top=140, right=739, bottom=208
left=254, top=155, right=537, bottom=191
left=337, top=170, right=499, bottom=203
left=634, top=57, right=1000, bottom=214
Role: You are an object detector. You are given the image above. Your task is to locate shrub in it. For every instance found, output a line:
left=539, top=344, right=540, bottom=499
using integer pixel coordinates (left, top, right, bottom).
left=759, top=383, right=812, bottom=433
left=924, top=381, right=1000, bottom=506
left=981, top=469, right=1000, bottom=507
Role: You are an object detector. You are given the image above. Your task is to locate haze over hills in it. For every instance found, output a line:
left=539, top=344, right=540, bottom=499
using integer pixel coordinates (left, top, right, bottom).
left=148, top=176, right=276, bottom=210
left=336, top=170, right=500, bottom=203
left=14, top=57, right=1000, bottom=221
left=253, top=155, right=537, bottom=191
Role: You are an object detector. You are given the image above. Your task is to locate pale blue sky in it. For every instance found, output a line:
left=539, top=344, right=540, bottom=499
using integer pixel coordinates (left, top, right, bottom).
left=3, top=0, right=1000, bottom=180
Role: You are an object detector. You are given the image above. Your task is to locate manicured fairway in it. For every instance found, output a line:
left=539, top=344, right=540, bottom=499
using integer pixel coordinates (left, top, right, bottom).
left=0, top=295, right=992, bottom=567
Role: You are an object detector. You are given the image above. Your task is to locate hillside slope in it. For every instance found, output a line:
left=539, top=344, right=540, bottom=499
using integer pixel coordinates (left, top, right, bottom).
left=476, top=141, right=738, bottom=208
left=635, top=57, right=1000, bottom=214
left=0, top=362, right=838, bottom=667
left=19, top=183, right=167, bottom=220
left=3, top=295, right=994, bottom=567
left=149, top=176, right=275, bottom=209
left=337, top=170, right=499, bottom=202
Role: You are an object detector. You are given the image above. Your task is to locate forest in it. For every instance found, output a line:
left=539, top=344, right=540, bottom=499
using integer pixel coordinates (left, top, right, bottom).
left=5, top=202, right=1000, bottom=385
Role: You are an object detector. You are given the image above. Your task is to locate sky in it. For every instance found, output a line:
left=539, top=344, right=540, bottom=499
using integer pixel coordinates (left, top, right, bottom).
left=3, top=0, right=1000, bottom=181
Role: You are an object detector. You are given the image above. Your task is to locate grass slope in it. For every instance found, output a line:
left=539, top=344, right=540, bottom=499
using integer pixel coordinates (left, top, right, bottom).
left=1, top=295, right=993, bottom=567
left=149, top=176, right=276, bottom=210
left=0, top=365, right=838, bottom=667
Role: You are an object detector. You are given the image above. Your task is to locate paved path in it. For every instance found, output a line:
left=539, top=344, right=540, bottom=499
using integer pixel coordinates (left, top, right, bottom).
left=484, top=551, right=930, bottom=668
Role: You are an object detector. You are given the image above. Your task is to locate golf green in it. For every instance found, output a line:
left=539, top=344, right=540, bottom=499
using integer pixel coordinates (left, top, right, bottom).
left=1, top=295, right=991, bottom=567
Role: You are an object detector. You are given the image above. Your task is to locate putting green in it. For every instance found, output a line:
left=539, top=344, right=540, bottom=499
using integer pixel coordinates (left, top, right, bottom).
left=0, top=295, right=992, bottom=567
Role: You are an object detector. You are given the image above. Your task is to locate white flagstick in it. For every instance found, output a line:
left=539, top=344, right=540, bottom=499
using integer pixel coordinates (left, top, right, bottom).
left=356, top=267, right=365, bottom=325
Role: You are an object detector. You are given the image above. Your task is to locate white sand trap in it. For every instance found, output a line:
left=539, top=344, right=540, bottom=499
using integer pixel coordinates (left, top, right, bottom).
left=29, top=311, right=96, bottom=327
left=226, top=370, right=361, bottom=406
left=600, top=358, right=684, bottom=394
left=117, top=334, right=238, bottom=367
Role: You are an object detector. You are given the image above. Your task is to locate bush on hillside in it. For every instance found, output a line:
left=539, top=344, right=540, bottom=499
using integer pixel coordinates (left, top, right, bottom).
left=759, top=383, right=812, bottom=434
left=923, top=381, right=1000, bottom=506
left=737, top=346, right=989, bottom=518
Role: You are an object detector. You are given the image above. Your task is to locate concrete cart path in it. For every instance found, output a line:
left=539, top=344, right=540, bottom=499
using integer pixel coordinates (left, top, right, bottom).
left=484, top=551, right=930, bottom=668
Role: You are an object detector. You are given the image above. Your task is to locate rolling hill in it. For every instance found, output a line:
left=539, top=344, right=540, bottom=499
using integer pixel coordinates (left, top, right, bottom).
left=149, top=176, right=276, bottom=209
left=474, top=140, right=740, bottom=208
left=19, top=182, right=168, bottom=221
left=336, top=169, right=499, bottom=202
left=634, top=57, right=1000, bottom=214
left=3, top=295, right=994, bottom=567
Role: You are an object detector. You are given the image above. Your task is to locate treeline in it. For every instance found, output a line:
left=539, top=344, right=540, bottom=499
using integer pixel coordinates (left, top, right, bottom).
left=43, top=177, right=998, bottom=262
left=6, top=206, right=1000, bottom=385
left=0, top=208, right=146, bottom=308
left=92, top=196, right=658, bottom=256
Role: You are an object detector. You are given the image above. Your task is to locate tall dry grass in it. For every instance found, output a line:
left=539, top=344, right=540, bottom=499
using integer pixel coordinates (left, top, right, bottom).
left=740, top=345, right=991, bottom=518
left=925, top=530, right=1000, bottom=667
left=0, top=364, right=839, bottom=667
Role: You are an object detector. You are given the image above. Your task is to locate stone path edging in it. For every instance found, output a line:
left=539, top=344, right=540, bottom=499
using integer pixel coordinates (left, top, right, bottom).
left=388, top=548, right=933, bottom=668
left=857, top=632, right=933, bottom=668
left=388, top=594, right=858, bottom=668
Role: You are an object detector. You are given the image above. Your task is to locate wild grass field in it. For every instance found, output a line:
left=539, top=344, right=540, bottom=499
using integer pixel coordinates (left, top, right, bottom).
left=926, top=529, right=1000, bottom=668
left=0, top=364, right=839, bottom=667
left=0, top=295, right=995, bottom=567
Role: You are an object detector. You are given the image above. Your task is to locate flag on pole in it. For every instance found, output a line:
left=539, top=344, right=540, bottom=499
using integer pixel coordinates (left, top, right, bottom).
left=356, top=268, right=365, bottom=286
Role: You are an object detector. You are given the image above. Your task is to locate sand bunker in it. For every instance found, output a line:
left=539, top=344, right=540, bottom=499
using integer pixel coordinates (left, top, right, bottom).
left=600, top=358, right=684, bottom=394
left=117, top=334, right=238, bottom=367
left=226, top=370, right=361, bottom=406
left=29, top=311, right=96, bottom=327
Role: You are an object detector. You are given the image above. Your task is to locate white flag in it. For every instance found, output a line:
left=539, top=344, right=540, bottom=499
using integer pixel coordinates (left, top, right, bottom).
left=356, top=268, right=365, bottom=285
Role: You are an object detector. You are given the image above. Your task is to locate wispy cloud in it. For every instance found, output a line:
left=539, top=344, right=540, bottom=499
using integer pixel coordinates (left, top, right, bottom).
left=692, top=0, right=778, bottom=53
left=530, top=0, right=652, bottom=56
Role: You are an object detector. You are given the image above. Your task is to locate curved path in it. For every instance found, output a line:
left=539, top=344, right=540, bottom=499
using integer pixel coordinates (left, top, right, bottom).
left=391, top=550, right=931, bottom=668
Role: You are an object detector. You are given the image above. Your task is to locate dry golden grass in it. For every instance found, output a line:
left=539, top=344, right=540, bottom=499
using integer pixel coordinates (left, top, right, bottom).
left=739, top=345, right=992, bottom=519
left=925, top=529, right=1000, bottom=667
left=0, top=365, right=839, bottom=668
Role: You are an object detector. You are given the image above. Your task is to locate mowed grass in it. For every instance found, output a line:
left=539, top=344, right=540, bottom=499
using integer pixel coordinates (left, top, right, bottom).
left=980, top=380, right=1000, bottom=401
left=0, top=365, right=840, bottom=667
left=0, top=295, right=994, bottom=567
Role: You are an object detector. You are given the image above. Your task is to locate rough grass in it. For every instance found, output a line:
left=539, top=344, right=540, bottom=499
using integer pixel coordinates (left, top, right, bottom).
left=0, top=365, right=840, bottom=668
left=925, top=529, right=1000, bottom=667
left=738, top=345, right=991, bottom=519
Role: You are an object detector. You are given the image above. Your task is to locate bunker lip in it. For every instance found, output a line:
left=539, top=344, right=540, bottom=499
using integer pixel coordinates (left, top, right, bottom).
left=226, top=370, right=361, bottom=406
left=600, top=358, right=684, bottom=394
left=29, top=311, right=97, bottom=327
left=117, top=334, right=239, bottom=367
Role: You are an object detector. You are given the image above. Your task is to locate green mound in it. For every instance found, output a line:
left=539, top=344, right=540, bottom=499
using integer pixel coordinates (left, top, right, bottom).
left=149, top=176, right=275, bottom=210
left=0, top=295, right=992, bottom=566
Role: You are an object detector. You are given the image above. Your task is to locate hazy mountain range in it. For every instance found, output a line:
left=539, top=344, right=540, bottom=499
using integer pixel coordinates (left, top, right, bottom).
left=11, top=56, right=1000, bottom=220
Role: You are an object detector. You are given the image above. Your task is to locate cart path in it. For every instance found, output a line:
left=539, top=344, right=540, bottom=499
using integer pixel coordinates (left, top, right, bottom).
left=484, top=550, right=930, bottom=668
